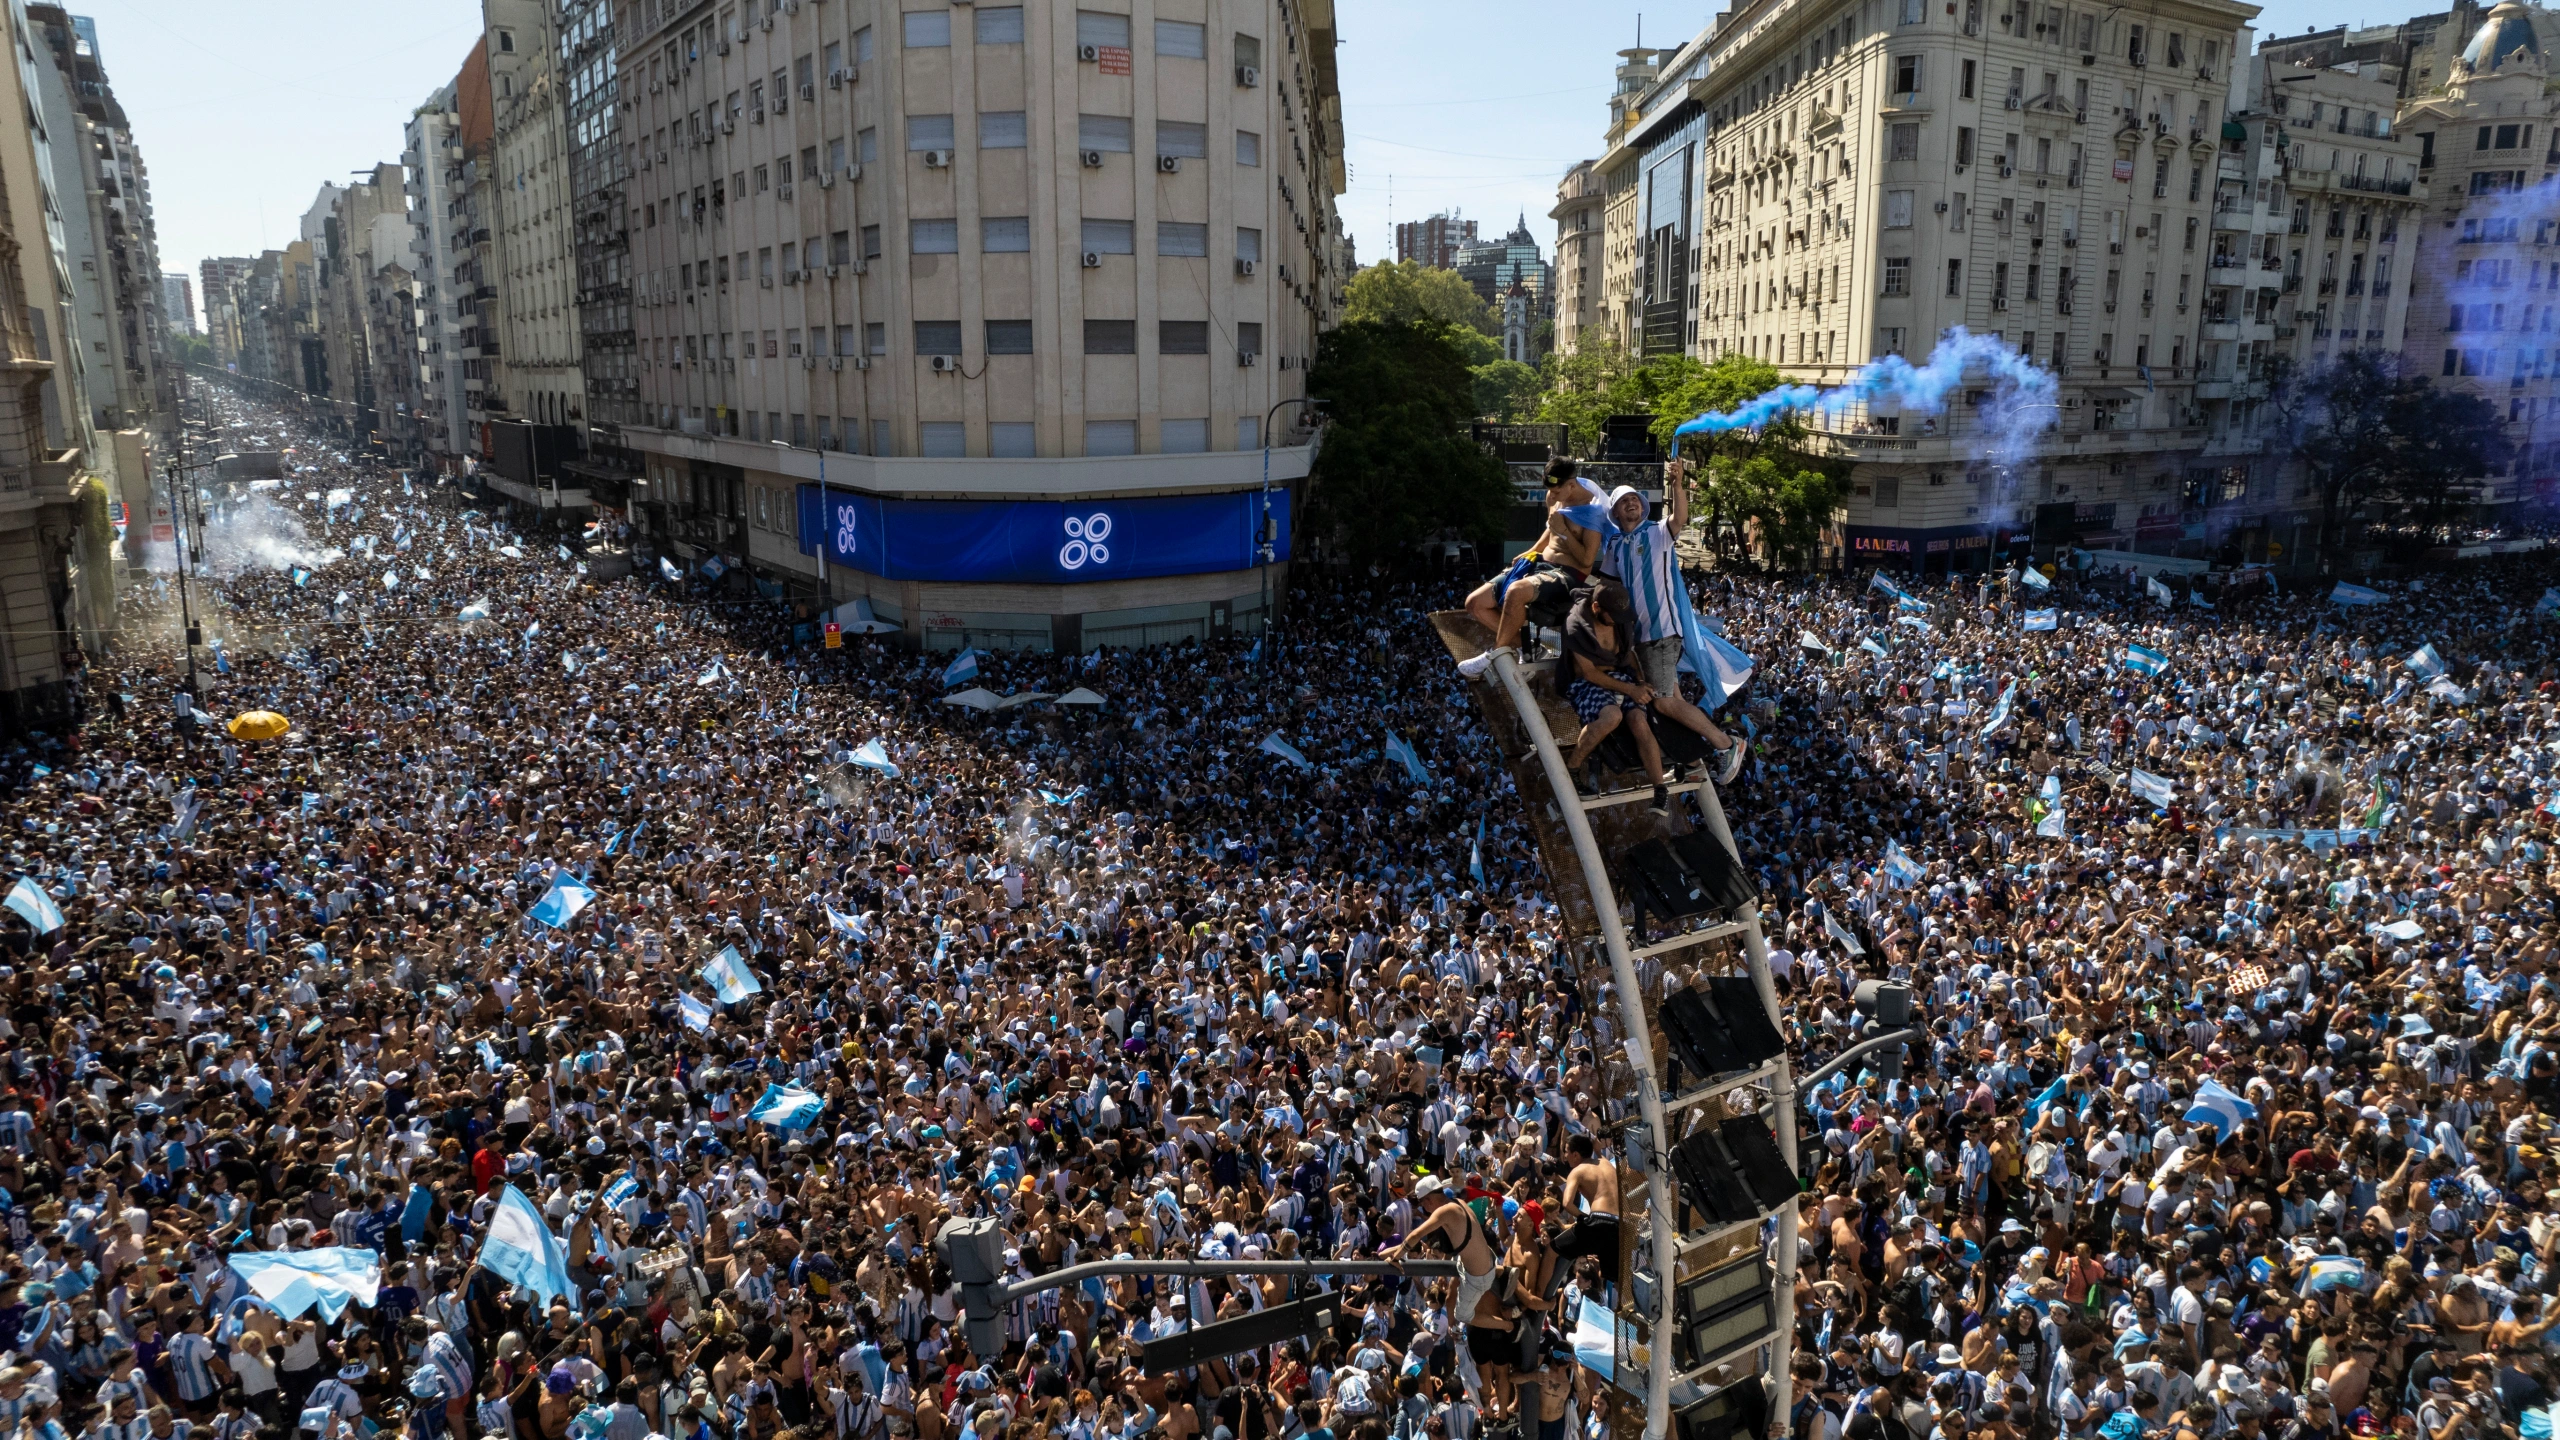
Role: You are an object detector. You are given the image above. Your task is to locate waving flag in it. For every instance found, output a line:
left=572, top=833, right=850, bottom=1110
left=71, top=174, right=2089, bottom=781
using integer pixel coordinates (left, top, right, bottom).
left=2301, top=1256, right=2367, bottom=1294
left=749, top=1082, right=827, bottom=1129
left=678, top=994, right=714, bottom=1031
left=2122, top=644, right=2169, bottom=678
left=849, top=738, right=901, bottom=778
left=1881, top=839, right=1924, bottom=887
left=2129, top=769, right=2177, bottom=808
left=1470, top=815, right=1486, bottom=888
left=600, top=1173, right=640, bottom=1213
left=2405, top=643, right=2446, bottom=680
left=1384, top=731, right=1432, bottom=786
left=1868, top=571, right=1907, bottom=600
left=2028, top=773, right=2066, bottom=838
left=702, top=946, right=762, bottom=1004
left=943, top=650, right=981, bottom=687
left=2329, top=581, right=2385, bottom=606
left=2146, top=576, right=2174, bottom=605
left=1796, top=629, right=1832, bottom=655
left=1694, top=628, right=1756, bottom=708
left=695, top=554, right=722, bottom=578
left=171, top=787, right=204, bottom=840
left=1258, top=732, right=1312, bottom=768
left=528, top=874, right=596, bottom=929
left=1822, top=909, right=1865, bottom=956
left=2022, top=608, right=2058, bottom=632
left=478, top=1184, right=576, bottom=1311
left=2017, top=564, right=2052, bottom=591
left=225, top=1248, right=382, bottom=1323
left=1859, top=636, right=1889, bottom=658
left=659, top=556, right=682, bottom=582
left=2184, top=1078, right=2258, bottom=1137
left=2, top=877, right=63, bottom=934
left=1979, top=681, right=2018, bottom=737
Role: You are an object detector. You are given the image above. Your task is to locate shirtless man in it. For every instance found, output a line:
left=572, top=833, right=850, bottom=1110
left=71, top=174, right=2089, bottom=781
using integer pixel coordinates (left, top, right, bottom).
left=1381, top=1175, right=1498, bottom=1334
left=1458, top=457, right=1604, bottom=678
left=1552, top=1133, right=1623, bottom=1286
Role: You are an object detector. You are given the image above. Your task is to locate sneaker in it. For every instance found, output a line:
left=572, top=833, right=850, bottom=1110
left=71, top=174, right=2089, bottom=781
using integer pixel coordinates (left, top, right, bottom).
left=1648, top=784, right=1672, bottom=816
left=1716, top=739, right=1749, bottom=786
left=1456, top=645, right=1514, bottom=679
left=1573, top=766, right=1602, bottom=799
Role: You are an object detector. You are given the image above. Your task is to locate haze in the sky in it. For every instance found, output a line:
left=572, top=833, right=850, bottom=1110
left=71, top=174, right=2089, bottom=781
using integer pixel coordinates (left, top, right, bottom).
left=94, top=0, right=2377, bottom=319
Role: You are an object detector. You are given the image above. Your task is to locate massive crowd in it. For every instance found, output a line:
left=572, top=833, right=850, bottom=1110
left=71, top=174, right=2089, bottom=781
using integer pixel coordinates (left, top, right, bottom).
left=0, top=390, right=2557, bottom=1440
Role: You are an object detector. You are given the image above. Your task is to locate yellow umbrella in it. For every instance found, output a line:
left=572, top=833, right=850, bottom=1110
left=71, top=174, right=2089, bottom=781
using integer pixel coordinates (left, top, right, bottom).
left=227, top=710, right=291, bottom=741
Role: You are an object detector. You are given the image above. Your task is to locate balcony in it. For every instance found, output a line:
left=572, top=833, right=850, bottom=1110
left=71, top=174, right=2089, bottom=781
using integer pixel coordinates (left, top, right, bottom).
left=2206, top=262, right=2252, bottom=288
left=2203, top=320, right=2241, bottom=342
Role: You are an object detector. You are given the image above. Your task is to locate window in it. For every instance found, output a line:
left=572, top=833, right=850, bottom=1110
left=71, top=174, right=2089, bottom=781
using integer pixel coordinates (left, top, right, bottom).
left=859, top=128, right=879, bottom=163
left=920, top=423, right=967, bottom=458
left=1160, top=320, right=1210, bottom=353
left=1082, top=219, right=1135, bottom=254
left=1085, top=421, right=1138, bottom=456
left=981, top=111, right=1028, bottom=148
left=1158, top=121, right=1209, bottom=158
left=1885, top=190, right=1915, bottom=228
left=1161, top=418, right=1209, bottom=452
left=1079, top=115, right=1134, bottom=152
left=982, top=216, right=1031, bottom=252
left=1947, top=259, right=1964, bottom=296
left=829, top=231, right=851, bottom=265
left=1077, top=12, right=1131, bottom=47
left=1956, top=126, right=1974, bottom=166
left=497, top=28, right=515, bottom=52
left=1883, top=256, right=1911, bottom=294
left=985, top=320, right=1034, bottom=354
left=1156, top=19, right=1207, bottom=57
left=911, top=219, right=959, bottom=253
left=1085, top=320, right=1138, bottom=354
left=873, top=420, right=896, bottom=457
left=1874, top=475, right=1901, bottom=508
left=853, top=26, right=874, bottom=62
left=1891, top=123, right=1921, bottom=160
left=1158, top=222, right=1209, bottom=256
left=989, top=423, right=1036, bottom=457
left=834, top=326, right=860, bottom=356
left=975, top=6, right=1024, bottom=43
left=1237, top=130, right=1261, bottom=166
left=1236, top=321, right=1263, bottom=356
left=1879, top=326, right=1907, bottom=355
left=1893, top=55, right=1921, bottom=93
left=864, top=322, right=887, bottom=355
left=1899, top=0, right=1923, bottom=22
left=1237, top=416, right=1262, bottom=448
left=1237, top=227, right=1262, bottom=263
left=861, top=224, right=882, bottom=258
left=1961, top=59, right=1976, bottom=98
left=909, top=114, right=955, bottom=151
left=915, top=321, right=964, bottom=355
left=903, top=11, right=951, bottom=47
left=1236, top=34, right=1261, bottom=69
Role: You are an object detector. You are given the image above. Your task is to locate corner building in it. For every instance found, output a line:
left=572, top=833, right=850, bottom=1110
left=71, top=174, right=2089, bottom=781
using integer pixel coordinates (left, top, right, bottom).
left=616, top=0, right=1344, bottom=653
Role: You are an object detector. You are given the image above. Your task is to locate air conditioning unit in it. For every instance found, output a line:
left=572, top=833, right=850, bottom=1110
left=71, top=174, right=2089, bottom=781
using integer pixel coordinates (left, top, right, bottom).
left=816, top=171, right=834, bottom=188
left=1278, top=263, right=1292, bottom=282
left=722, top=117, right=737, bottom=134
left=828, top=356, right=844, bottom=371
left=828, top=68, right=848, bottom=88
left=717, top=39, right=732, bottom=54
left=1078, top=43, right=1100, bottom=61
left=784, top=268, right=801, bottom=284
left=723, top=357, right=736, bottom=372
left=761, top=14, right=775, bottom=30
left=1081, top=251, right=1103, bottom=268
left=1081, top=149, right=1104, bottom=168
left=751, top=107, right=765, bottom=124
left=640, top=156, right=652, bottom=171
left=2110, top=241, right=2124, bottom=253
left=761, top=276, right=775, bottom=287
left=1237, top=350, right=1257, bottom=366
left=923, top=149, right=951, bottom=168
left=929, top=354, right=959, bottom=372
left=1158, top=155, right=1181, bottom=173
left=778, top=183, right=794, bottom=198
left=800, top=83, right=815, bottom=101
left=1278, top=356, right=1293, bottom=370
left=849, top=257, right=869, bottom=274
left=1238, top=64, right=1260, bottom=86
left=785, top=0, right=801, bottom=12
left=1235, top=258, right=1256, bottom=276
left=774, top=95, right=788, bottom=113
left=852, top=355, right=872, bottom=369
left=844, top=162, right=863, bottom=181
left=826, top=264, right=841, bottom=277
left=802, top=355, right=818, bottom=369
left=1992, top=295, right=2010, bottom=309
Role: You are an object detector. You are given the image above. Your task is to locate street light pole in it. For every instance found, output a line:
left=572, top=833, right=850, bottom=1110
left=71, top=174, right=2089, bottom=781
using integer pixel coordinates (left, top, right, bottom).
left=1259, top=396, right=1314, bottom=670
left=774, top=439, right=830, bottom=617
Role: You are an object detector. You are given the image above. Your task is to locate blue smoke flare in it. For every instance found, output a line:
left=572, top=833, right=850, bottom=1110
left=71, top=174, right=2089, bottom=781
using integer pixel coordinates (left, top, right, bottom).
left=1670, top=328, right=2061, bottom=467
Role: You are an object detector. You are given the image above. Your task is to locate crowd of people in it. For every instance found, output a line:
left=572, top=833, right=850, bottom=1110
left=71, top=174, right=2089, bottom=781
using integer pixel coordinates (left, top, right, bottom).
left=0, top=387, right=2558, bottom=1440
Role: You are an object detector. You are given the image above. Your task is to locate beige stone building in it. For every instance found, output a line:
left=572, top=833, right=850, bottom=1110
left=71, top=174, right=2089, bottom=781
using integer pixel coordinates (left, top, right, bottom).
left=616, top=0, right=1344, bottom=651
left=1549, top=160, right=1602, bottom=355
left=1585, top=46, right=1662, bottom=360
left=489, top=0, right=589, bottom=437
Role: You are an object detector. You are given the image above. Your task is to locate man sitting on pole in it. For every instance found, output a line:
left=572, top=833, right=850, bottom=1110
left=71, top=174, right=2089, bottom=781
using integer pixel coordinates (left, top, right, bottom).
left=1458, top=458, right=1604, bottom=678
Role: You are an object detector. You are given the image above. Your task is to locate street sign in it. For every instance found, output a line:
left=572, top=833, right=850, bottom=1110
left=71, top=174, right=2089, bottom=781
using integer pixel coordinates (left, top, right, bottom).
left=1138, top=1293, right=1339, bottom=1374
left=824, top=622, right=842, bottom=648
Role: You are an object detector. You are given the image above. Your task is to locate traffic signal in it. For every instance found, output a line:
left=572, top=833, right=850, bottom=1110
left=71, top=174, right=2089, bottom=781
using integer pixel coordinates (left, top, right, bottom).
left=1852, top=981, right=1914, bottom=1082
left=935, top=1216, right=1008, bottom=1359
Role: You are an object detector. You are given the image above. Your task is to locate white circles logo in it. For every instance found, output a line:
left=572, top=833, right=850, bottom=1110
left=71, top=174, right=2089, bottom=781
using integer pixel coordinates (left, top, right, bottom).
left=1059, top=512, right=1113, bottom=570
left=834, top=506, right=858, bottom=555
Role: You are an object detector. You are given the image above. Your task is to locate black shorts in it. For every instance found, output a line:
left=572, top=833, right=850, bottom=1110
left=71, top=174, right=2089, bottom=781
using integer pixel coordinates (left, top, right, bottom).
left=1466, top=1323, right=1516, bottom=1363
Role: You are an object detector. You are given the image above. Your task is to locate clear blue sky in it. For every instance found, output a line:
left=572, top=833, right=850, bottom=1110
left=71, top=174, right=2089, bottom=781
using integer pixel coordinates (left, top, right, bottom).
left=90, top=0, right=2371, bottom=322
left=1333, top=0, right=2369, bottom=275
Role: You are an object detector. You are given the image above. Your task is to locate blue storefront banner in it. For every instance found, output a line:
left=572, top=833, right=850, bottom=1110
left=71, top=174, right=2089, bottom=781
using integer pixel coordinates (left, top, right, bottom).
left=795, top=486, right=1290, bottom=584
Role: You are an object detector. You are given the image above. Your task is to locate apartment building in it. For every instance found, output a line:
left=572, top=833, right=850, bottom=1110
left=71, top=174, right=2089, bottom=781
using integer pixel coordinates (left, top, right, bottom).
left=1551, top=160, right=1602, bottom=354
left=616, top=0, right=1344, bottom=653
left=1617, top=0, right=2258, bottom=568
left=1591, top=46, right=1662, bottom=359
left=565, top=0, right=643, bottom=499
left=160, top=273, right=193, bottom=336
left=490, top=0, right=590, bottom=444
left=200, top=256, right=254, bottom=368
left=1394, top=210, right=1475, bottom=269
left=405, top=89, right=473, bottom=466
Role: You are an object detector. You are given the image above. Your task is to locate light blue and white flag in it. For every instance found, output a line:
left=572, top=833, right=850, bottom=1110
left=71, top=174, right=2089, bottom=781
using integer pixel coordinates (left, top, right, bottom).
left=1695, top=628, right=1756, bottom=708
left=600, top=1173, right=640, bottom=1212
left=2033, top=773, right=2066, bottom=839
left=702, top=946, right=762, bottom=1004
left=1896, top=593, right=1931, bottom=616
left=748, top=1082, right=827, bottom=1130
left=825, top=907, right=861, bottom=938
left=478, top=1184, right=576, bottom=1311
left=1470, top=815, right=1486, bottom=888
left=1384, top=731, right=1431, bottom=786
left=2300, top=1256, right=2368, bottom=1294
left=1258, top=732, right=1311, bottom=768
left=678, top=994, right=714, bottom=1031
left=659, top=556, right=682, bottom=582
left=1823, top=908, right=1865, bottom=956
left=2022, top=608, right=2058, bottom=632
left=2, top=877, right=62, bottom=934
left=698, top=554, right=725, bottom=579
left=2406, top=643, right=2446, bottom=680
left=2330, top=581, right=2385, bottom=606
left=2539, top=587, right=2560, bottom=616
left=2122, top=644, right=2169, bottom=678
left=849, top=738, right=901, bottom=778
left=1980, top=681, right=2018, bottom=737
left=477, top=1039, right=504, bottom=1073
left=172, top=787, right=204, bottom=840
left=459, top=600, right=490, bottom=624
left=1859, top=636, right=1889, bottom=658
left=2147, top=576, right=2174, bottom=605
left=1868, top=571, right=1908, bottom=601
left=528, top=874, right=596, bottom=929
left=225, top=1248, right=381, bottom=1323
left=1881, top=839, right=1924, bottom=887
left=943, top=650, right=980, bottom=687
left=2017, top=564, right=2051, bottom=591
left=2184, top=1077, right=2258, bottom=1137
left=2129, top=769, right=2178, bottom=808
left=1895, top=615, right=1933, bottom=632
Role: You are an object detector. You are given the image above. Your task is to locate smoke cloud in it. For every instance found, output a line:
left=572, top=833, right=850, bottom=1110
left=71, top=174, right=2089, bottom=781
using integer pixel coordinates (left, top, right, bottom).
left=198, top=495, right=346, bottom=579
left=1671, top=327, right=2062, bottom=467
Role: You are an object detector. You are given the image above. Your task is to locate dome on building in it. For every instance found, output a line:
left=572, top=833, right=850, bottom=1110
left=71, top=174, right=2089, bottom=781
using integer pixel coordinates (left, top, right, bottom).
left=2459, top=0, right=2543, bottom=73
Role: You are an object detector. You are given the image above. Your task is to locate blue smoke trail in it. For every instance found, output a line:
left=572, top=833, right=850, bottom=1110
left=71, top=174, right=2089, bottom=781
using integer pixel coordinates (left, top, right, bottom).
left=1670, top=328, right=2061, bottom=467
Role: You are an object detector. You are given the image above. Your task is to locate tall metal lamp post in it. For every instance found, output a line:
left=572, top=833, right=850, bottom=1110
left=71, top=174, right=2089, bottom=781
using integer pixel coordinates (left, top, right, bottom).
left=1258, top=396, right=1318, bottom=669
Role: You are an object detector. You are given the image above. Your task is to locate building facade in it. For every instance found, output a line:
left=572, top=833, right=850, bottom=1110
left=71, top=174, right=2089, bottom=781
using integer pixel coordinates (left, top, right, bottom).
left=1453, top=213, right=1547, bottom=307
left=200, top=256, right=254, bottom=368
left=1550, top=160, right=1603, bottom=355
left=615, top=0, right=1344, bottom=653
left=404, top=88, right=473, bottom=466
left=489, top=0, right=590, bottom=445
left=1394, top=210, right=1475, bottom=269
left=565, top=0, right=642, bottom=502
left=160, top=273, right=193, bottom=335
left=1593, top=46, right=1662, bottom=360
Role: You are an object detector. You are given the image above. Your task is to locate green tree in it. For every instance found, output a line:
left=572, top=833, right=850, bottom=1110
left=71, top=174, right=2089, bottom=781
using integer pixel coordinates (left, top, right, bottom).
left=1342, top=260, right=1497, bottom=335
left=1645, top=353, right=1792, bottom=455
left=2272, top=351, right=2516, bottom=566
left=1306, top=320, right=1511, bottom=569
left=1704, top=453, right=1849, bottom=569
left=1471, top=359, right=1540, bottom=422
left=1531, top=340, right=1634, bottom=452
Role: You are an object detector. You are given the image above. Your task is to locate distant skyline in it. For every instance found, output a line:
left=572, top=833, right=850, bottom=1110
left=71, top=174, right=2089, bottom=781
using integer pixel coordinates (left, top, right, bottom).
left=78, top=0, right=2420, bottom=308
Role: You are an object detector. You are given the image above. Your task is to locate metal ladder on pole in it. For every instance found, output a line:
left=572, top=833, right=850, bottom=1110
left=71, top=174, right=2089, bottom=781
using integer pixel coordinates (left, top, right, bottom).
left=1428, top=617, right=1803, bottom=1440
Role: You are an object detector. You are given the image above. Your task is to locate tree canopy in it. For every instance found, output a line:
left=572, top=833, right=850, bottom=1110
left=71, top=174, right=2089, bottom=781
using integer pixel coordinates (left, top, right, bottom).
left=2270, top=351, right=2515, bottom=564
left=1305, top=319, right=1511, bottom=570
left=1342, top=260, right=1497, bottom=336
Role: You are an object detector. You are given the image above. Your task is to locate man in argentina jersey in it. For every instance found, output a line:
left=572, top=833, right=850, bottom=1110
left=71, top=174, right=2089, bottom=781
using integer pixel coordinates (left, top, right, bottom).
left=1596, top=462, right=1747, bottom=786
